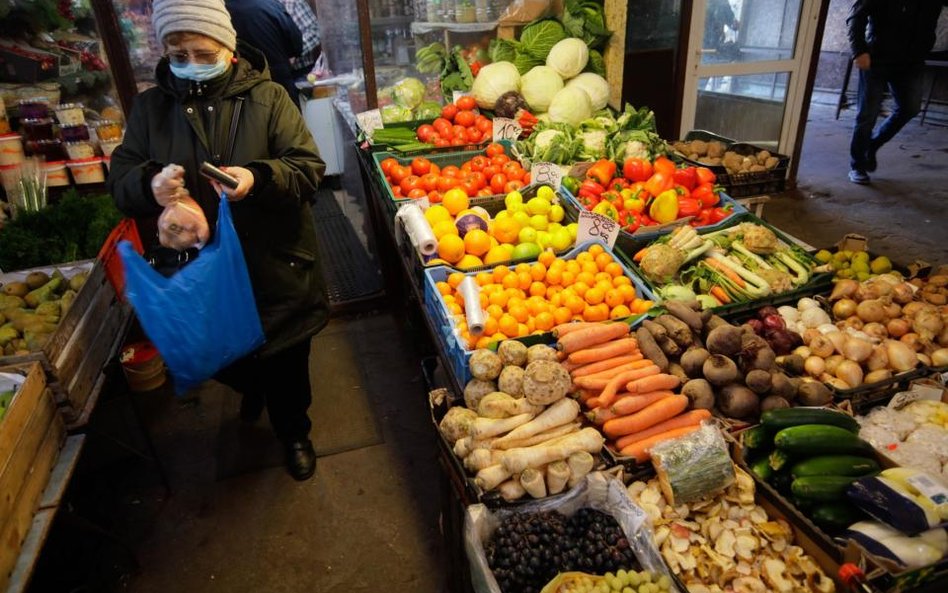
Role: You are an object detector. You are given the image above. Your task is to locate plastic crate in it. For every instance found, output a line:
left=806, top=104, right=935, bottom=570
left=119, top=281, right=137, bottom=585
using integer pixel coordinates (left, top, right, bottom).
left=97, top=218, right=142, bottom=301
left=667, top=129, right=735, bottom=169
left=372, top=141, right=517, bottom=218
left=669, top=136, right=789, bottom=198
left=422, top=240, right=657, bottom=387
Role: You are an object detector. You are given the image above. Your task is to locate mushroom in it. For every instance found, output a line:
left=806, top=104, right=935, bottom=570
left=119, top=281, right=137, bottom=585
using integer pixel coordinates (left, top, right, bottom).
left=761, top=558, right=794, bottom=593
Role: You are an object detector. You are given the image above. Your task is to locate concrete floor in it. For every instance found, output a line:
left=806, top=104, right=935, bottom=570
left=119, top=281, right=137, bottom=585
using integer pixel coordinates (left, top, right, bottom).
left=26, top=103, right=947, bottom=593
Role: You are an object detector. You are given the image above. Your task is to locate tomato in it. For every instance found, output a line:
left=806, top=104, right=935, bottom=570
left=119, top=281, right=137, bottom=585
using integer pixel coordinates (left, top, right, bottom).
left=490, top=173, right=508, bottom=194
left=469, top=171, right=487, bottom=190
left=441, top=165, right=460, bottom=178
left=692, top=183, right=720, bottom=207
left=466, top=127, right=483, bottom=143
left=460, top=162, right=473, bottom=174
left=416, top=124, right=436, bottom=143
left=504, top=180, right=524, bottom=193
left=502, top=161, right=524, bottom=181
left=695, top=166, right=716, bottom=185
left=399, top=175, right=422, bottom=194
left=434, top=138, right=450, bottom=148
left=456, top=95, right=477, bottom=111
left=459, top=177, right=479, bottom=196
left=420, top=173, right=439, bottom=192
left=476, top=188, right=493, bottom=197
left=485, top=143, right=506, bottom=158
left=389, top=164, right=410, bottom=184
left=521, top=172, right=530, bottom=185
left=622, top=157, right=653, bottom=183
left=455, top=110, right=476, bottom=127
left=482, top=165, right=499, bottom=179
left=491, top=154, right=510, bottom=167
left=436, top=176, right=458, bottom=192
left=441, top=104, right=458, bottom=121
left=391, top=185, right=402, bottom=197
left=432, top=117, right=452, bottom=134
left=652, top=155, right=676, bottom=177
left=451, top=125, right=466, bottom=139
left=451, top=138, right=468, bottom=146
left=481, top=131, right=492, bottom=143
left=427, top=190, right=443, bottom=203
left=407, top=188, right=427, bottom=199
left=380, top=157, right=398, bottom=176
left=469, top=155, right=488, bottom=171
left=476, top=118, right=492, bottom=133
left=429, top=163, right=440, bottom=176
left=411, top=157, right=432, bottom=176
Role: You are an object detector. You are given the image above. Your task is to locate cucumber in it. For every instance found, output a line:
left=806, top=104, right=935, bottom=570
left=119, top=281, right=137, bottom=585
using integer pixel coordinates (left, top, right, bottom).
left=771, top=471, right=794, bottom=494
left=774, top=424, right=874, bottom=456
left=750, top=456, right=773, bottom=482
left=791, top=476, right=857, bottom=503
left=790, top=455, right=880, bottom=479
left=761, top=407, right=859, bottom=433
left=811, top=503, right=865, bottom=530
left=769, top=449, right=794, bottom=472
left=742, top=425, right=772, bottom=450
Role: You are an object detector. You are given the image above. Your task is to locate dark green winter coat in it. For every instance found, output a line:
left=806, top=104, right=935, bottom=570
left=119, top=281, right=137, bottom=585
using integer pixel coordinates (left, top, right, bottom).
left=108, top=43, right=328, bottom=357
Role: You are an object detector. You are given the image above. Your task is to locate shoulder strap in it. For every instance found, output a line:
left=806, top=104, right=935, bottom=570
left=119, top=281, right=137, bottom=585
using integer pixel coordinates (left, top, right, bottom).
left=223, top=96, right=246, bottom=165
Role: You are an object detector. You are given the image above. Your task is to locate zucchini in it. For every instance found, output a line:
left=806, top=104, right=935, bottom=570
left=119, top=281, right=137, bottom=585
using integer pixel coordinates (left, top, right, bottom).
left=769, top=449, right=794, bottom=472
left=742, top=425, right=772, bottom=450
left=750, top=456, right=773, bottom=482
left=811, top=503, right=865, bottom=531
left=791, top=476, right=857, bottom=503
left=790, top=455, right=880, bottom=479
left=774, top=424, right=874, bottom=456
left=761, top=407, right=859, bottom=433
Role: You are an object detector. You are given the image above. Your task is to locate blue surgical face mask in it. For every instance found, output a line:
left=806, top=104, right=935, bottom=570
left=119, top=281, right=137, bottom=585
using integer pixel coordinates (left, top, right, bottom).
left=170, top=58, right=229, bottom=82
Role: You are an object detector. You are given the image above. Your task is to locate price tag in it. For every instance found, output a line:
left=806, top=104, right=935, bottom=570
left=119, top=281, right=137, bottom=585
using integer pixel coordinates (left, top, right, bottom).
left=492, top=117, right=523, bottom=142
left=576, top=210, right=620, bottom=249
left=530, top=162, right=562, bottom=189
left=356, top=108, right=383, bottom=137
left=907, top=473, right=948, bottom=505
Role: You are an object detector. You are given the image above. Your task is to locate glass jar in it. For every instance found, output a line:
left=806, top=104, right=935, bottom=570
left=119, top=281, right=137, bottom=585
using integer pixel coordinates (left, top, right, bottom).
left=455, top=1, right=476, bottom=23
left=94, top=120, right=123, bottom=141
left=65, top=140, right=96, bottom=160
left=17, top=99, right=50, bottom=119
left=21, top=118, right=55, bottom=141
left=60, top=124, right=91, bottom=143
left=440, top=0, right=455, bottom=22
left=42, top=161, right=71, bottom=187
left=66, top=157, right=106, bottom=184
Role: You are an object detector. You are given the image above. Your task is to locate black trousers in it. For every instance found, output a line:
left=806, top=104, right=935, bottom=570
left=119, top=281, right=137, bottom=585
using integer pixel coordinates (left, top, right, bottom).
left=215, top=338, right=313, bottom=442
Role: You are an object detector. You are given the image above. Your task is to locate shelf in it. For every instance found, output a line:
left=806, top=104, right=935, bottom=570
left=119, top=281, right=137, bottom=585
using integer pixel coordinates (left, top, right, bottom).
left=370, top=16, right=414, bottom=27
left=410, top=21, right=498, bottom=35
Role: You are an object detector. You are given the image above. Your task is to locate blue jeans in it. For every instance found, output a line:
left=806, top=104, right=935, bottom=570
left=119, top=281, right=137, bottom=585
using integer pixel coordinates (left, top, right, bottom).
left=850, top=62, right=925, bottom=171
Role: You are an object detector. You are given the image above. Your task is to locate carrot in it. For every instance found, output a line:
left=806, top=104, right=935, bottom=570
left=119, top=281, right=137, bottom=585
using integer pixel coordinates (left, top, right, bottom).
left=705, top=258, right=746, bottom=287
left=596, top=365, right=662, bottom=408
left=618, top=425, right=702, bottom=462
left=581, top=360, right=654, bottom=383
left=566, top=337, right=639, bottom=365
left=625, top=373, right=681, bottom=394
left=557, top=322, right=631, bottom=354
left=577, top=389, right=597, bottom=404
left=586, top=406, right=621, bottom=425
left=609, top=390, right=675, bottom=417
left=614, top=409, right=712, bottom=451
left=602, top=394, right=689, bottom=439
left=633, top=247, right=649, bottom=262
left=574, top=362, right=658, bottom=391
left=552, top=321, right=599, bottom=338
left=710, top=285, right=730, bottom=304
left=570, top=354, right=644, bottom=379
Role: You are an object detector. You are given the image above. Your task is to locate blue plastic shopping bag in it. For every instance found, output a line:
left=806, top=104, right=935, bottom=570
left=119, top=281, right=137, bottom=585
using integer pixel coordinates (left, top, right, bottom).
left=118, top=197, right=265, bottom=394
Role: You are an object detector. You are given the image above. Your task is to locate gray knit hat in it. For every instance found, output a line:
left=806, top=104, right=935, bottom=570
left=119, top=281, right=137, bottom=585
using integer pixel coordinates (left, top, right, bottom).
left=152, top=0, right=237, bottom=51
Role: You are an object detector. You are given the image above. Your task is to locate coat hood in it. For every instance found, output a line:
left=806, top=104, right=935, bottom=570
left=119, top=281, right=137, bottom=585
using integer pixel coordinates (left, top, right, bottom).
left=155, top=41, right=273, bottom=99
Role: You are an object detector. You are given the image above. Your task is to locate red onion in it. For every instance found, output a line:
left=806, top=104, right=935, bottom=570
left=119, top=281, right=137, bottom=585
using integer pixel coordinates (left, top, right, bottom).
left=765, top=328, right=802, bottom=355
left=762, top=314, right=787, bottom=332
left=747, top=318, right=764, bottom=334
left=758, top=306, right=779, bottom=319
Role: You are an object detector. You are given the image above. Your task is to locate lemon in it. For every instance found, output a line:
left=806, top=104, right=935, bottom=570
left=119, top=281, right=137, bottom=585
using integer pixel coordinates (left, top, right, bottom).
left=548, top=204, right=565, bottom=223
left=494, top=210, right=510, bottom=220
left=856, top=271, right=871, bottom=281
left=529, top=214, right=549, bottom=231
left=512, top=210, right=531, bottom=227
left=536, top=185, right=556, bottom=202
left=526, top=197, right=551, bottom=216
left=424, top=204, right=452, bottom=226
left=870, top=256, right=893, bottom=274
left=551, top=227, right=572, bottom=251
left=814, top=249, right=832, bottom=264
left=566, top=223, right=578, bottom=240
left=518, top=227, right=538, bottom=244
left=851, top=250, right=869, bottom=262
left=432, top=219, right=460, bottom=239
left=537, top=231, right=551, bottom=249
left=504, top=190, right=524, bottom=210
left=833, top=251, right=850, bottom=263
left=512, top=242, right=541, bottom=260
left=548, top=222, right=562, bottom=233
left=837, top=268, right=854, bottom=279
left=500, top=243, right=516, bottom=256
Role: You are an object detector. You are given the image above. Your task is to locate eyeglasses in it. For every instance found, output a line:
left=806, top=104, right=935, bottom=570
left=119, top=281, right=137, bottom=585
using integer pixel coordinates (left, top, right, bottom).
left=165, top=49, right=222, bottom=66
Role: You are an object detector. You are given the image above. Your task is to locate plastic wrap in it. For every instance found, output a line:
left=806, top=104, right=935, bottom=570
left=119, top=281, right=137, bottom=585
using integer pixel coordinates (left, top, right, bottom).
left=158, top=196, right=210, bottom=250
left=464, top=472, right=678, bottom=593
left=458, top=276, right=486, bottom=336
left=651, top=423, right=735, bottom=506
left=395, top=202, right=437, bottom=256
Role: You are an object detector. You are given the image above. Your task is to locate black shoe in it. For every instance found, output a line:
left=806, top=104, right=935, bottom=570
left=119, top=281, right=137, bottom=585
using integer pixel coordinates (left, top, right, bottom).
left=239, top=393, right=265, bottom=423
left=284, top=439, right=316, bottom=481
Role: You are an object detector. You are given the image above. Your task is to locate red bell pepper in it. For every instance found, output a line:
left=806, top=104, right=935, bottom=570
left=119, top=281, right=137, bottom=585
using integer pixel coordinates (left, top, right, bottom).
left=586, top=159, right=617, bottom=186
left=578, top=193, right=600, bottom=209
left=673, top=184, right=691, bottom=200
left=652, top=155, right=676, bottom=177
left=579, top=179, right=605, bottom=197
left=608, top=177, right=629, bottom=192
left=644, top=172, right=673, bottom=197
left=692, top=183, right=720, bottom=208
left=672, top=167, right=697, bottom=191
left=709, top=205, right=734, bottom=224
left=691, top=209, right=714, bottom=227
left=601, top=190, right=624, bottom=209
left=619, top=211, right=641, bottom=233
left=677, top=197, right=702, bottom=218
left=695, top=166, right=716, bottom=185
left=622, top=157, right=653, bottom=183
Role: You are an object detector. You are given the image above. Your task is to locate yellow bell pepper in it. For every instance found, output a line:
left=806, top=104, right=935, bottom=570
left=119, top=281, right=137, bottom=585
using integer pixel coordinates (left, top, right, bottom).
left=649, top=189, right=680, bottom=224
left=592, top=201, right=619, bottom=221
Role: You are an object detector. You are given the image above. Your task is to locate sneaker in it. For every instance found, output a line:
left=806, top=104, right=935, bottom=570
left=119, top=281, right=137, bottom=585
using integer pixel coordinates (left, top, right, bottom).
left=848, top=169, right=870, bottom=184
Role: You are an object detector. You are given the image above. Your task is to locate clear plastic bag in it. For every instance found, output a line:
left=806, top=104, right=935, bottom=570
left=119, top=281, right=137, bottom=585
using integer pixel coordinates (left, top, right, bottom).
left=464, top=471, right=679, bottom=593
left=157, top=196, right=210, bottom=250
left=650, top=423, right=735, bottom=507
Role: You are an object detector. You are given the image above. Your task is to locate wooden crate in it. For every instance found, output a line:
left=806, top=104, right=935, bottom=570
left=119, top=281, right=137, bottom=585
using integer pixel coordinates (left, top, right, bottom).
left=0, top=362, right=65, bottom=591
left=0, top=261, right=132, bottom=424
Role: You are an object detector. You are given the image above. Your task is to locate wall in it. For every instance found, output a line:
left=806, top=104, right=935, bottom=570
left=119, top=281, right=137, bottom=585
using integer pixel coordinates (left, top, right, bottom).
left=694, top=91, right=784, bottom=142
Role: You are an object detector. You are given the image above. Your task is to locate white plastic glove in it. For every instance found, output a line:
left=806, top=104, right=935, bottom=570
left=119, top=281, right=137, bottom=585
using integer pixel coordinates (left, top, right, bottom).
left=158, top=196, right=210, bottom=250
left=151, top=163, right=190, bottom=207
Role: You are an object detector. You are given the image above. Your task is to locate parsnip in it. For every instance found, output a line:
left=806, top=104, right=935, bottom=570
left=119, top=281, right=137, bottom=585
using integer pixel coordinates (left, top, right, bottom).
left=501, top=427, right=605, bottom=473
left=566, top=451, right=595, bottom=488
left=472, top=412, right=535, bottom=439
left=546, top=461, right=570, bottom=495
left=520, top=468, right=548, bottom=499
left=477, top=392, right=544, bottom=418
left=475, top=464, right=511, bottom=491
left=464, top=448, right=494, bottom=472
left=492, top=398, right=580, bottom=448
left=492, top=421, right=581, bottom=450
left=498, top=479, right=527, bottom=501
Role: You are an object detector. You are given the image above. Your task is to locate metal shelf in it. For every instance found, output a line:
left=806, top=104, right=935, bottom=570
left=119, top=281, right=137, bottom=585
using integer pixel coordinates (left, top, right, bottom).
left=410, top=21, right=498, bottom=34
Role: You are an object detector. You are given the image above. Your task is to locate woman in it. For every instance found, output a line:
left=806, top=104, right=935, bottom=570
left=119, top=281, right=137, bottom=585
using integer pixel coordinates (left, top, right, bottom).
left=108, top=0, right=328, bottom=481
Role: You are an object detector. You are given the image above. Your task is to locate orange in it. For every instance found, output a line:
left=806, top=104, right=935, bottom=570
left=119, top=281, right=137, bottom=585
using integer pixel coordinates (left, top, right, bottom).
left=605, top=288, right=624, bottom=309
left=432, top=219, right=459, bottom=239
left=530, top=262, right=547, bottom=281
left=464, top=229, right=492, bottom=257
left=596, top=280, right=615, bottom=295
left=456, top=254, right=484, bottom=269
left=479, top=293, right=489, bottom=309
left=443, top=294, right=456, bottom=306
left=514, top=263, right=531, bottom=275
left=575, top=252, right=593, bottom=264
left=538, top=250, right=556, bottom=267
left=506, top=289, right=525, bottom=302
left=476, top=271, right=493, bottom=286
left=604, top=262, right=624, bottom=278
left=492, top=217, right=521, bottom=244
left=483, top=317, right=499, bottom=336
left=595, top=252, right=613, bottom=271
left=587, top=244, right=605, bottom=257
left=565, top=260, right=581, bottom=275
left=492, top=265, right=511, bottom=283
left=546, top=285, right=563, bottom=300
left=448, top=302, right=463, bottom=315
left=442, top=188, right=470, bottom=215
left=525, top=298, right=546, bottom=316
left=517, top=323, right=529, bottom=337
left=534, top=311, right=555, bottom=331
left=436, top=281, right=452, bottom=296
left=475, top=335, right=492, bottom=349
left=529, top=281, right=547, bottom=297
left=560, top=270, right=576, bottom=287
left=486, top=304, right=504, bottom=319
left=632, top=299, right=654, bottom=314
left=438, top=235, right=466, bottom=264
left=610, top=304, right=632, bottom=319
left=575, top=272, right=596, bottom=287
left=545, top=267, right=563, bottom=286
left=498, top=314, right=518, bottom=337
left=612, top=275, right=632, bottom=288
left=564, top=294, right=586, bottom=315
left=595, top=272, right=613, bottom=285
left=491, top=332, right=509, bottom=343
left=554, top=306, right=572, bottom=325
left=501, top=273, right=520, bottom=290
left=507, top=296, right=524, bottom=311
left=572, top=281, right=590, bottom=298
left=525, top=318, right=536, bottom=333
left=582, top=303, right=609, bottom=322
left=447, top=272, right=466, bottom=288
left=481, top=283, right=501, bottom=295
left=488, top=291, right=510, bottom=308
left=581, top=261, right=599, bottom=276
left=483, top=246, right=510, bottom=265
left=517, top=272, right=532, bottom=290
left=584, top=286, right=605, bottom=305
left=509, top=303, right=529, bottom=323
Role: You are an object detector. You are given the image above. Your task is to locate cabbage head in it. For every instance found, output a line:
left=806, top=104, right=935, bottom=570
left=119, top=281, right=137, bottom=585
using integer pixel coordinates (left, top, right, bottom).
left=565, top=73, right=610, bottom=111
left=471, top=61, right=521, bottom=109
left=415, top=101, right=442, bottom=120
left=381, top=104, right=413, bottom=123
left=547, top=86, right=593, bottom=128
left=546, top=38, right=589, bottom=80
left=519, top=19, right=568, bottom=60
left=392, top=77, right=426, bottom=109
left=520, top=66, right=564, bottom=113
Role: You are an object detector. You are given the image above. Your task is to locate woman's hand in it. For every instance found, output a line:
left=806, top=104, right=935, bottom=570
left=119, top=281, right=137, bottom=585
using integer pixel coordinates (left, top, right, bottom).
left=151, top=164, right=190, bottom=206
left=210, top=166, right=255, bottom=201
left=854, top=53, right=871, bottom=71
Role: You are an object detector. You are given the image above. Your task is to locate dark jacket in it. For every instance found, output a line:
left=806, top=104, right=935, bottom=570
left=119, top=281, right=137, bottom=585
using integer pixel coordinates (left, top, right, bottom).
left=847, top=0, right=947, bottom=65
left=226, top=0, right=303, bottom=103
left=108, top=43, right=329, bottom=358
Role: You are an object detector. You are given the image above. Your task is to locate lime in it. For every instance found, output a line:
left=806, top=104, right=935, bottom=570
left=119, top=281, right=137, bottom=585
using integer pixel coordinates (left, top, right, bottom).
left=512, top=242, right=541, bottom=260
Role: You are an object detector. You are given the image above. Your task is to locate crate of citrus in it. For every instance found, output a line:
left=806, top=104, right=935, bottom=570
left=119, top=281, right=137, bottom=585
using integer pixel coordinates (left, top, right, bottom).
left=423, top=241, right=657, bottom=386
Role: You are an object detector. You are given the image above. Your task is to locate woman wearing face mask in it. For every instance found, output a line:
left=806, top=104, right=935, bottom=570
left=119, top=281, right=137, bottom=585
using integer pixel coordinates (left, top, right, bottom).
left=108, top=0, right=328, bottom=481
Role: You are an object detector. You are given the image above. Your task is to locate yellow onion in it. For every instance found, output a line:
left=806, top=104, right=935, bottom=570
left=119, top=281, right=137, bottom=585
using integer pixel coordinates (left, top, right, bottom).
left=833, top=299, right=858, bottom=319
left=825, top=354, right=846, bottom=376
left=820, top=373, right=851, bottom=391
left=864, top=369, right=893, bottom=384
left=918, top=353, right=932, bottom=366
left=793, top=345, right=812, bottom=359
left=856, top=299, right=886, bottom=323
left=883, top=302, right=903, bottom=319
left=804, top=356, right=826, bottom=377
left=809, top=334, right=835, bottom=358
left=902, top=302, right=926, bottom=317
left=900, top=333, right=923, bottom=352
left=836, top=360, right=864, bottom=388
left=892, top=283, right=915, bottom=304
left=842, top=336, right=873, bottom=362
left=886, top=318, right=911, bottom=338
left=932, top=348, right=948, bottom=367
left=866, top=346, right=889, bottom=371
left=862, top=322, right=888, bottom=341
left=826, top=331, right=848, bottom=354
left=839, top=317, right=865, bottom=331
left=886, top=339, right=919, bottom=371
left=830, top=279, right=859, bottom=301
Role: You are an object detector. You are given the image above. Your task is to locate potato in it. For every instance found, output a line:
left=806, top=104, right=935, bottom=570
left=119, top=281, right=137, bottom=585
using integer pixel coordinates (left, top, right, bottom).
left=756, top=150, right=772, bottom=164
left=765, top=156, right=779, bottom=169
left=707, top=141, right=726, bottom=158
left=749, top=164, right=767, bottom=172
left=690, top=139, right=708, bottom=156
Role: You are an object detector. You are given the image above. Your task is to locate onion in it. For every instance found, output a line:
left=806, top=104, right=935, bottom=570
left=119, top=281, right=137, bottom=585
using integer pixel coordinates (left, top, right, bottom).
left=862, top=322, right=888, bottom=341
left=855, top=282, right=883, bottom=302
left=932, top=348, right=948, bottom=367
left=809, top=334, right=835, bottom=358
left=902, top=302, right=926, bottom=317
left=842, top=336, right=873, bottom=362
left=826, top=331, right=847, bottom=354
left=856, top=299, right=886, bottom=323
left=866, top=346, right=889, bottom=371
left=876, top=274, right=901, bottom=286
left=864, top=369, right=893, bottom=384
left=804, top=356, right=826, bottom=377
left=917, top=353, right=932, bottom=366
left=836, top=360, right=864, bottom=388
left=801, top=307, right=832, bottom=329
left=892, top=283, right=915, bottom=304
left=886, top=318, right=911, bottom=338
left=818, top=324, right=838, bottom=335
left=825, top=354, right=845, bottom=376
left=802, top=328, right=822, bottom=344
left=840, top=317, right=865, bottom=331
left=765, top=329, right=801, bottom=355
left=833, top=299, right=858, bottom=319
left=829, top=280, right=858, bottom=301
left=913, top=308, right=945, bottom=340
left=820, top=374, right=851, bottom=391
left=938, top=325, right=948, bottom=347
left=886, top=340, right=920, bottom=371
left=883, top=302, right=903, bottom=319
left=758, top=306, right=779, bottom=319
left=747, top=318, right=764, bottom=334
left=793, top=345, right=812, bottom=359
left=797, top=297, right=821, bottom=310
left=900, top=333, right=922, bottom=352
left=762, top=314, right=786, bottom=332
left=778, top=306, right=800, bottom=323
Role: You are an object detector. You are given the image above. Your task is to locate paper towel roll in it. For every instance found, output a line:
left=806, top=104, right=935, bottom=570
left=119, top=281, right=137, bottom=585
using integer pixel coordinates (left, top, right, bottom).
left=396, top=203, right=437, bottom=256
left=458, top=276, right=486, bottom=336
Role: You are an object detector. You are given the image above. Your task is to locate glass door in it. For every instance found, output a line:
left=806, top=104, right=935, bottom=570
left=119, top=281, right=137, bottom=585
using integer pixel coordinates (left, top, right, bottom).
left=679, top=0, right=823, bottom=154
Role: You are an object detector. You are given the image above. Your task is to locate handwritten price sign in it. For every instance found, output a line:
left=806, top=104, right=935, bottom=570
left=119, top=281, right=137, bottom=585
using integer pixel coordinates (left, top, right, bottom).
left=530, top=162, right=562, bottom=189
left=576, top=210, right=620, bottom=249
left=492, top=117, right=523, bottom=142
left=356, top=108, right=383, bottom=137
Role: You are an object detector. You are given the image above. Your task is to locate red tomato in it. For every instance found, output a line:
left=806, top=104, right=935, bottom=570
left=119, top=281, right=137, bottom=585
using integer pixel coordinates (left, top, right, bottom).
left=502, top=161, right=524, bottom=181
left=695, top=166, right=716, bottom=185
left=459, top=177, right=479, bottom=196
left=521, top=172, right=531, bottom=185
left=490, top=173, right=508, bottom=194
left=504, top=180, right=524, bottom=193
left=456, top=96, right=477, bottom=111
left=653, top=155, right=676, bottom=177
left=441, top=165, right=460, bottom=178
left=491, top=154, right=510, bottom=167
left=380, top=157, right=398, bottom=176
left=476, top=188, right=493, bottom=197
left=485, top=143, right=506, bottom=158
left=427, top=190, right=443, bottom=203
left=432, top=117, right=452, bottom=133
left=392, top=185, right=402, bottom=197
left=469, top=171, right=487, bottom=190
left=469, top=156, right=488, bottom=171
left=434, top=138, right=450, bottom=148
left=389, top=165, right=409, bottom=184
left=407, top=188, right=427, bottom=199
left=420, top=173, right=439, bottom=192
left=455, top=110, right=476, bottom=127
left=465, top=127, right=483, bottom=143
left=399, top=175, right=421, bottom=194
left=411, top=157, right=431, bottom=176
left=436, top=176, right=458, bottom=192
left=451, top=138, right=467, bottom=146
left=460, top=162, right=473, bottom=173
left=429, top=163, right=440, bottom=176
left=452, top=125, right=467, bottom=139
left=416, top=124, right=435, bottom=143
left=482, top=165, right=499, bottom=179
left=622, top=157, right=653, bottom=183
left=441, top=104, right=458, bottom=121
left=476, top=118, right=492, bottom=134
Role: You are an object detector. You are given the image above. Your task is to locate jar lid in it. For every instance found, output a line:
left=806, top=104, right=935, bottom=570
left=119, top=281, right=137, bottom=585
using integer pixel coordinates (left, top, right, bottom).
left=55, top=103, right=83, bottom=110
left=64, top=140, right=93, bottom=145
left=18, top=97, right=50, bottom=104
left=42, top=160, right=67, bottom=167
left=59, top=123, right=88, bottom=128
left=20, top=117, right=52, bottom=124
left=67, top=157, right=103, bottom=165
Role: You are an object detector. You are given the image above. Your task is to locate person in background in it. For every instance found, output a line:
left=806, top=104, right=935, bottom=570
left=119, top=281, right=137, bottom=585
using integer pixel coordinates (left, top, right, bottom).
left=109, top=0, right=328, bottom=481
left=703, top=0, right=740, bottom=55
left=846, top=0, right=947, bottom=184
left=225, top=0, right=304, bottom=104
left=278, top=0, right=321, bottom=78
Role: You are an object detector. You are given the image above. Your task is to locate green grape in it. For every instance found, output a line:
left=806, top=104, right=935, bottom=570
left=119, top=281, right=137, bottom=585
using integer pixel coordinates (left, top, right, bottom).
left=627, top=571, right=641, bottom=587
left=596, top=581, right=610, bottom=593
left=657, top=575, right=671, bottom=591
left=621, top=587, right=634, bottom=593
left=639, top=571, right=653, bottom=583
left=615, top=569, right=628, bottom=584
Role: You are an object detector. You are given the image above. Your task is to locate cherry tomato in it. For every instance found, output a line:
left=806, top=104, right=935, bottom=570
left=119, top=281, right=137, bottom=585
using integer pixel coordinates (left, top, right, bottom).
left=441, top=104, right=458, bottom=121
left=407, top=188, right=427, bottom=199
left=502, top=161, right=524, bottom=181
left=441, top=165, right=461, bottom=178
left=411, top=157, right=431, bottom=176
left=416, top=124, right=435, bottom=143
left=466, top=127, right=483, bottom=143
left=427, top=190, right=443, bottom=203
left=389, top=164, right=409, bottom=184
left=455, top=110, right=476, bottom=127
left=485, top=143, right=506, bottom=158
left=436, top=176, right=458, bottom=192
left=456, top=96, right=477, bottom=111
left=504, top=180, right=524, bottom=193
left=380, top=157, right=398, bottom=176
left=490, top=173, right=508, bottom=194
left=469, top=155, right=488, bottom=171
